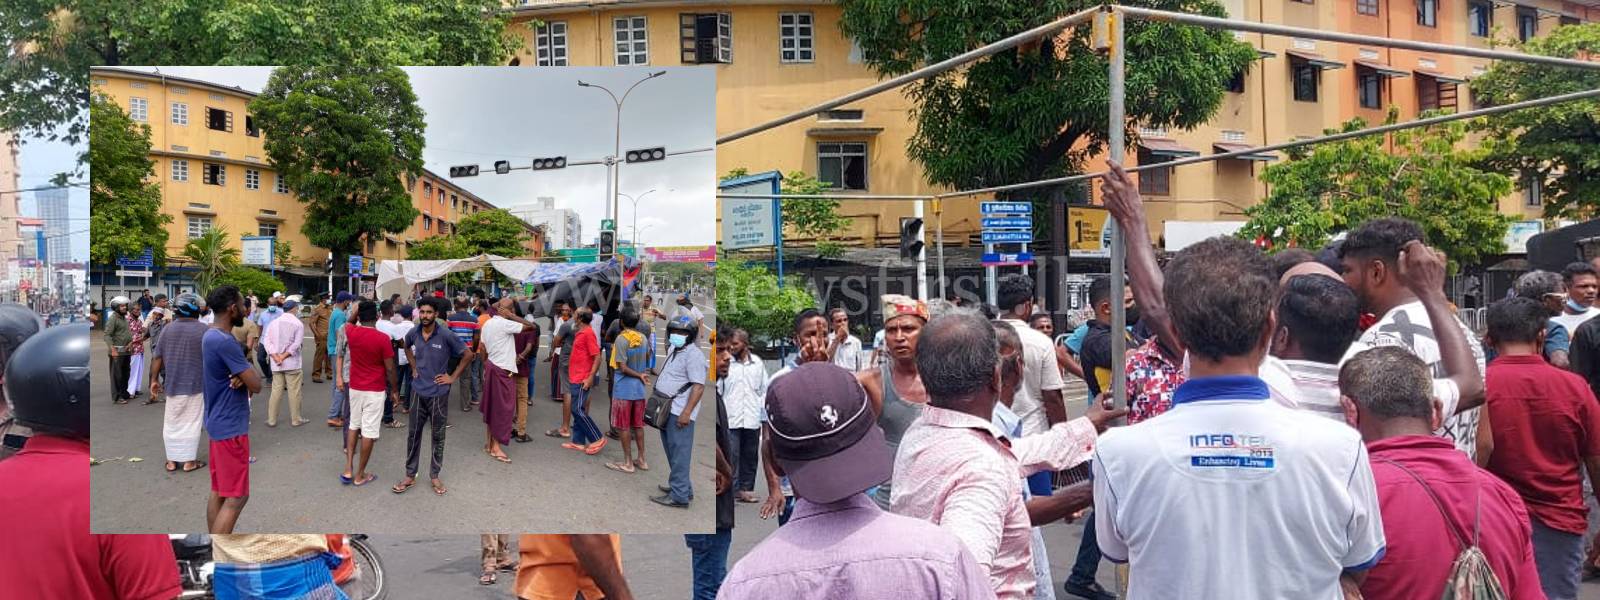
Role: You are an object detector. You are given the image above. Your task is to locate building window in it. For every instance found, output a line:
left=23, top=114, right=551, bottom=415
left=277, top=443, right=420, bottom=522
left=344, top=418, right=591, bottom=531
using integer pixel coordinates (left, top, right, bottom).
left=187, top=216, right=213, bottom=239
left=1137, top=150, right=1173, bottom=196
left=1468, top=1, right=1492, bottom=36
left=258, top=222, right=278, bottom=238
left=129, top=97, right=148, bottom=122
left=1518, top=7, right=1538, bottom=42
left=1416, top=0, right=1436, bottom=27
left=423, top=182, right=432, bottom=197
left=245, top=169, right=260, bottom=190
left=202, top=163, right=225, bottom=186
left=1561, top=15, right=1581, bottom=27
left=438, top=190, right=445, bottom=204
left=680, top=13, right=732, bottom=64
left=245, top=115, right=259, bottom=137
left=614, top=16, right=649, bottom=65
left=451, top=194, right=458, bottom=210
left=1357, top=0, right=1378, bottom=16
left=1292, top=62, right=1320, bottom=102
left=171, top=102, right=188, bottom=125
left=536, top=21, right=569, bottom=66
left=275, top=173, right=288, bottom=194
left=780, top=13, right=814, bottom=63
left=1524, top=174, right=1542, bottom=206
left=1226, top=67, right=1246, bottom=93
left=171, top=160, right=189, bottom=182
left=206, top=107, right=233, bottom=132
left=1358, top=70, right=1382, bottom=109
left=819, top=109, right=864, bottom=121
left=817, top=142, right=867, bottom=190
left=424, top=215, right=433, bottom=231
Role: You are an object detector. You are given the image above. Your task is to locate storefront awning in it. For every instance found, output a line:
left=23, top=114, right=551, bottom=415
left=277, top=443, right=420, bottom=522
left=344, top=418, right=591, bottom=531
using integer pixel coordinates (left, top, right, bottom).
left=1415, top=69, right=1467, bottom=84
left=1139, top=138, right=1200, bottom=158
left=1213, top=142, right=1278, bottom=162
left=1353, top=60, right=1410, bottom=78
left=1286, top=50, right=1346, bottom=70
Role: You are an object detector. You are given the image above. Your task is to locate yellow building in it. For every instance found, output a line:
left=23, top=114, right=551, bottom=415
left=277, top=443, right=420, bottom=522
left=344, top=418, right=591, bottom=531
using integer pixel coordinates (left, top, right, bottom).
left=89, top=67, right=542, bottom=280
left=504, top=0, right=1593, bottom=248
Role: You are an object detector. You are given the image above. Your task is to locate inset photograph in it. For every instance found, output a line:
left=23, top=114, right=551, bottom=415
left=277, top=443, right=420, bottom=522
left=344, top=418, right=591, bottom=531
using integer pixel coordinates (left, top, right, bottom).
left=87, top=65, right=716, bottom=535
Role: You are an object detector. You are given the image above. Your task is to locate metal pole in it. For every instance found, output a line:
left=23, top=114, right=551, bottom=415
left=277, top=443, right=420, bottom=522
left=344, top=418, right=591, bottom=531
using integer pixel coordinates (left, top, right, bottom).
left=1104, top=7, right=1129, bottom=411
left=935, top=200, right=946, bottom=300
left=718, top=7, right=1101, bottom=145
left=915, top=200, right=927, bottom=300
left=1121, top=5, right=1600, bottom=72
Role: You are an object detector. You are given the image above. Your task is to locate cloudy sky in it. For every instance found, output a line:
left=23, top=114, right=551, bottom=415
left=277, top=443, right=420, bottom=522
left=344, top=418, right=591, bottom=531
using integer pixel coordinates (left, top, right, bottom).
left=120, top=66, right=716, bottom=247
left=16, top=130, right=89, bottom=263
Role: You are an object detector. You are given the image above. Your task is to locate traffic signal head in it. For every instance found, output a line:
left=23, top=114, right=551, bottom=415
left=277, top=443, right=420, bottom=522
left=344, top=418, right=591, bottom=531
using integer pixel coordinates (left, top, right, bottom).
left=899, top=217, right=925, bottom=261
left=624, top=147, right=666, bottom=163
left=531, top=157, right=567, bottom=170
left=325, top=254, right=334, bottom=273
left=598, top=230, right=617, bottom=259
left=494, top=160, right=511, bottom=175
left=449, top=165, right=479, bottom=178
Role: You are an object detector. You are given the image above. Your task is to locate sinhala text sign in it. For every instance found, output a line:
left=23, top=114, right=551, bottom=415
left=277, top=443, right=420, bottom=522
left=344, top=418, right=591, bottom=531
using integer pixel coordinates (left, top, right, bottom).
left=719, top=171, right=782, bottom=250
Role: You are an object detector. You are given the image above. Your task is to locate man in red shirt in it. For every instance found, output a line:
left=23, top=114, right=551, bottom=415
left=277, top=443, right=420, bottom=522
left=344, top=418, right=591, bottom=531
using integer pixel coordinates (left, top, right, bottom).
left=0, top=325, right=183, bottom=599
left=565, top=307, right=607, bottom=455
left=1484, top=295, right=1600, bottom=600
left=1340, top=344, right=1541, bottom=599
left=341, top=300, right=399, bottom=487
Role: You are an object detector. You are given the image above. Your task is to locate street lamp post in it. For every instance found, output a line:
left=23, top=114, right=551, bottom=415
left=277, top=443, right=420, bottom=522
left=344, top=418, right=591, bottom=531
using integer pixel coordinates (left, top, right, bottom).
left=617, top=188, right=658, bottom=256
left=577, top=71, right=667, bottom=227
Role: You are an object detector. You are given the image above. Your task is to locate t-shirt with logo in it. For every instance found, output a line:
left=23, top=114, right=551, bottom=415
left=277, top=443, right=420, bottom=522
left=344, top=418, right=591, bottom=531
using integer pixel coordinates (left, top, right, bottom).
left=447, top=311, right=480, bottom=351
left=1341, top=300, right=1485, bottom=459
left=1092, top=375, right=1386, bottom=599
left=345, top=324, right=395, bottom=393
left=202, top=327, right=255, bottom=441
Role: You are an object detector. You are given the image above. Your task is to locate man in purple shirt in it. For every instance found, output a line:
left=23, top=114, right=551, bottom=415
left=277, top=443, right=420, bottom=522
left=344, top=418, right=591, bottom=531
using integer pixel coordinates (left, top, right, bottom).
left=720, top=362, right=994, bottom=600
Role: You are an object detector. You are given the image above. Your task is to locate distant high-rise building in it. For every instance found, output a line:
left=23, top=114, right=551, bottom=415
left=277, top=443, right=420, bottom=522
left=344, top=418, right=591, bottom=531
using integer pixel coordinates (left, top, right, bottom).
left=35, top=187, right=69, bottom=264
left=0, top=133, right=19, bottom=275
left=511, top=197, right=582, bottom=250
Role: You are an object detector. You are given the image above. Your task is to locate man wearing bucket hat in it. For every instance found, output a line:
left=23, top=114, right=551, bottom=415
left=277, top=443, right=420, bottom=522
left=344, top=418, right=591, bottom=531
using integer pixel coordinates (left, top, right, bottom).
left=720, top=361, right=994, bottom=599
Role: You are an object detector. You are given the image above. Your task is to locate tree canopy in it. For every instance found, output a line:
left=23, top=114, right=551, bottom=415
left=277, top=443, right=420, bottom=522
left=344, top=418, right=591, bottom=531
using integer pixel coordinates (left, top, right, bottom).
left=839, top=0, right=1258, bottom=210
left=714, top=253, right=815, bottom=350
left=88, top=93, right=170, bottom=266
left=1239, top=112, right=1513, bottom=271
left=182, top=227, right=240, bottom=294
left=215, top=266, right=285, bottom=300
left=250, top=65, right=425, bottom=260
left=455, top=209, right=533, bottom=258
left=1470, top=23, right=1600, bottom=218
left=0, top=0, right=520, bottom=160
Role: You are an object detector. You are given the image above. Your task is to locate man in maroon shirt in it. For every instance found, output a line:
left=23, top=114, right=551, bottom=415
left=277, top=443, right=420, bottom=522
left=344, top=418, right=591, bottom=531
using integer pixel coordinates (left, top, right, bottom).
left=1485, top=296, right=1600, bottom=600
left=1340, top=345, right=1541, bottom=599
left=0, top=325, right=183, bottom=599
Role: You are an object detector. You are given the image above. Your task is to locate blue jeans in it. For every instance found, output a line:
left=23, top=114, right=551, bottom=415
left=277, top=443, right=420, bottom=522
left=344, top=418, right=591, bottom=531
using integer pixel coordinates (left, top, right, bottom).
left=662, top=418, right=696, bottom=503
left=684, top=529, right=732, bottom=600
left=328, top=383, right=348, bottom=420
left=1068, top=512, right=1101, bottom=585
left=569, top=382, right=603, bottom=445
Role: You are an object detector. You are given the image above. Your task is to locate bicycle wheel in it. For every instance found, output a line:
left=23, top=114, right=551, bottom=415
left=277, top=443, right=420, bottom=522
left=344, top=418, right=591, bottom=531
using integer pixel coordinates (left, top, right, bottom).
left=339, top=536, right=387, bottom=600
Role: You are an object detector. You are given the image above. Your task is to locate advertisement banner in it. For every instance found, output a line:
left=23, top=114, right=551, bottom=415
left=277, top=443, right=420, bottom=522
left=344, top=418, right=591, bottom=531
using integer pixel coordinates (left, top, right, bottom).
left=1504, top=220, right=1543, bottom=255
left=643, top=245, right=716, bottom=263
left=1068, top=206, right=1112, bottom=258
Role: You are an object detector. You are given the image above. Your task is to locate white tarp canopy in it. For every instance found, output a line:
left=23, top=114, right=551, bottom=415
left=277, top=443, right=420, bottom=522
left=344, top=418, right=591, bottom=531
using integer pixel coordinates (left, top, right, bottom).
left=374, top=254, right=540, bottom=300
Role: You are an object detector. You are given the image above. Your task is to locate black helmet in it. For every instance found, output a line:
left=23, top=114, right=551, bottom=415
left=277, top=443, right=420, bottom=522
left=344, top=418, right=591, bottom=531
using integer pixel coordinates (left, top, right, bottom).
left=0, top=303, right=44, bottom=370
left=6, top=324, right=90, bottom=439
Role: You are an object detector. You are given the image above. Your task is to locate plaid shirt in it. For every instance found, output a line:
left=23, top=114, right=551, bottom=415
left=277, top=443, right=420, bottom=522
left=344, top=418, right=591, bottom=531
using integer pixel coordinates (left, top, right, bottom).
left=1125, top=337, right=1185, bottom=425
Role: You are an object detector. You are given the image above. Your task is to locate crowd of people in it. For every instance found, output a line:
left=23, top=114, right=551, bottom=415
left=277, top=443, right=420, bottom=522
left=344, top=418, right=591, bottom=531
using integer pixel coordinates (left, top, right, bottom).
left=691, top=163, right=1600, bottom=600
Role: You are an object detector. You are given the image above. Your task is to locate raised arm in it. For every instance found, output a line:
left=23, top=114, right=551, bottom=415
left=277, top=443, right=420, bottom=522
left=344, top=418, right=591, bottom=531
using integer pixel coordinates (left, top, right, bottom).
left=1397, top=241, right=1485, bottom=412
left=1101, top=161, right=1182, bottom=358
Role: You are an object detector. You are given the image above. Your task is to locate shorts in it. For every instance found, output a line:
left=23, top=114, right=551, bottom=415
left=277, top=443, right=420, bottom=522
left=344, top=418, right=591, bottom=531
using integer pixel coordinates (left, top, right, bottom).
left=209, top=435, right=251, bottom=498
left=611, top=398, right=646, bottom=429
left=347, top=389, right=386, bottom=439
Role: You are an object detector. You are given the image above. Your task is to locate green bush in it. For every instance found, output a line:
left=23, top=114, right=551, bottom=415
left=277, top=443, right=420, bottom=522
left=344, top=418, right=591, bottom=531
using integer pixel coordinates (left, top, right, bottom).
left=215, top=267, right=286, bottom=301
left=714, top=253, right=815, bottom=351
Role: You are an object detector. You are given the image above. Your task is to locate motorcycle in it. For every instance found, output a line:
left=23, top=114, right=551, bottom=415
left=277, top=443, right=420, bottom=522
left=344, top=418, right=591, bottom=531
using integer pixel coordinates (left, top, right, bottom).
left=170, top=534, right=388, bottom=600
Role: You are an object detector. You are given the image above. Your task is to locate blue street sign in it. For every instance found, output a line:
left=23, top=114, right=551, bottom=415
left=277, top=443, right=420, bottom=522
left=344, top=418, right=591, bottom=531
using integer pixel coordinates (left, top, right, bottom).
left=981, top=252, right=1035, bottom=266
left=981, top=231, right=1032, bottom=244
left=981, top=217, right=1032, bottom=230
left=980, top=202, right=1032, bottom=215
left=348, top=255, right=364, bottom=273
left=117, top=248, right=154, bottom=268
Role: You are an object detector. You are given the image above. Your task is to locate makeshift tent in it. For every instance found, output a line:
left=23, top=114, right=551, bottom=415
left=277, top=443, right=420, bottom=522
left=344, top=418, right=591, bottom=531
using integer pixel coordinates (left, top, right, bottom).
left=374, top=254, right=639, bottom=318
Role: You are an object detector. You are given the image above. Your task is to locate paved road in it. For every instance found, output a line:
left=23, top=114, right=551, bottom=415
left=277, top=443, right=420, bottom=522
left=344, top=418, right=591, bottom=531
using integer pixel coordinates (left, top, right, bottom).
left=362, top=535, right=509, bottom=599
left=90, top=308, right=717, bottom=535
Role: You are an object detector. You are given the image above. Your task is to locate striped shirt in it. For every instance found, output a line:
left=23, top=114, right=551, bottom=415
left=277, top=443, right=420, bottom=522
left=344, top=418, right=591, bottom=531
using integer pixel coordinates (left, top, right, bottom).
left=1280, top=359, right=1346, bottom=422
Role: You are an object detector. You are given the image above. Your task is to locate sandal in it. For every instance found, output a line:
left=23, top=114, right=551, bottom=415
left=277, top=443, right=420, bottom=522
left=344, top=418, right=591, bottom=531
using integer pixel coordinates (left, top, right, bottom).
left=181, top=460, right=207, bottom=473
left=605, top=461, right=636, bottom=474
left=479, top=572, right=496, bottom=585
left=165, top=461, right=178, bottom=473
left=114, top=399, right=129, bottom=405
left=544, top=428, right=567, bottom=438
left=392, top=478, right=416, bottom=494
left=491, top=453, right=511, bottom=464
left=432, top=480, right=448, bottom=495
left=634, top=459, right=650, bottom=471
left=384, top=420, right=404, bottom=429
left=352, top=473, right=378, bottom=486
left=142, top=398, right=164, bottom=405
left=561, top=442, right=585, bottom=452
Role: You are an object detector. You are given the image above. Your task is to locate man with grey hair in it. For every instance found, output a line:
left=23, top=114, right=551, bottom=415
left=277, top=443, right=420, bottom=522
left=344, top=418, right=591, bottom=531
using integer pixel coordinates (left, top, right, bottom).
left=891, top=309, right=1121, bottom=599
left=1340, top=345, right=1542, bottom=598
left=1513, top=269, right=1572, bottom=368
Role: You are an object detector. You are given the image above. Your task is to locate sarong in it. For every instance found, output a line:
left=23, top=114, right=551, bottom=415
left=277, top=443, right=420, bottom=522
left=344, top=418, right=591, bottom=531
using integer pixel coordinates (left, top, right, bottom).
left=213, top=551, right=348, bottom=600
left=480, top=361, right=515, bottom=445
left=163, top=392, right=204, bottom=462
left=127, top=354, right=144, bottom=396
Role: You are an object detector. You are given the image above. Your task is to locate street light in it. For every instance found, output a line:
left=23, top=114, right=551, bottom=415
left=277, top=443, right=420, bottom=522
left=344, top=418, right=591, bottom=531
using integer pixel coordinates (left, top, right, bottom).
left=617, top=188, right=657, bottom=256
left=576, top=70, right=667, bottom=226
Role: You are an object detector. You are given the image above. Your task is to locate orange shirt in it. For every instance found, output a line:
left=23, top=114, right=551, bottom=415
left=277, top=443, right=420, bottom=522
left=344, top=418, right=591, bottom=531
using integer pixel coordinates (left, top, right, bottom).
left=515, top=534, right=621, bottom=600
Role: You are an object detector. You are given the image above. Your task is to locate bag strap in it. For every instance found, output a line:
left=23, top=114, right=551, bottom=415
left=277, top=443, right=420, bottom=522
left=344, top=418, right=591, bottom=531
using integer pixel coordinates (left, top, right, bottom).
left=658, top=350, right=695, bottom=398
left=1374, top=456, right=1479, bottom=549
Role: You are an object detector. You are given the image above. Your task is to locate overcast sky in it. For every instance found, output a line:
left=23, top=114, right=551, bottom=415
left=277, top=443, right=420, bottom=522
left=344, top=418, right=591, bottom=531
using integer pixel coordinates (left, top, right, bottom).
left=119, top=66, right=716, bottom=247
left=16, top=129, right=89, bottom=263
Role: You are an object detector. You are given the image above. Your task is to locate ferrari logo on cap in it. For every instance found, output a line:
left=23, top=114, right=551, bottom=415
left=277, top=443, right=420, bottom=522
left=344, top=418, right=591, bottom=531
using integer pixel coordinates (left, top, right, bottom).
left=819, top=405, right=839, bottom=429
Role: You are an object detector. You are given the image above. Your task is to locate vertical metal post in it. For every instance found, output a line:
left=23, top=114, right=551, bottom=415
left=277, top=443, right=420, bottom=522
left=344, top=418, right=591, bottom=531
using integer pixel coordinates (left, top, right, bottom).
left=1104, top=6, right=1129, bottom=410
left=935, top=200, right=946, bottom=300
left=915, top=200, right=927, bottom=300
left=985, top=242, right=997, bottom=307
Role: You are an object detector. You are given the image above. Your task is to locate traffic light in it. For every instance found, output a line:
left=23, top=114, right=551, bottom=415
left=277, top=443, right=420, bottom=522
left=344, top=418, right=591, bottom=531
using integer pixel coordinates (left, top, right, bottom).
left=494, top=160, right=511, bottom=175
left=449, top=164, right=479, bottom=178
left=598, top=230, right=617, bottom=260
left=624, top=147, right=666, bottom=163
left=531, top=156, right=567, bottom=170
left=325, top=253, right=334, bottom=274
left=899, top=217, right=924, bottom=261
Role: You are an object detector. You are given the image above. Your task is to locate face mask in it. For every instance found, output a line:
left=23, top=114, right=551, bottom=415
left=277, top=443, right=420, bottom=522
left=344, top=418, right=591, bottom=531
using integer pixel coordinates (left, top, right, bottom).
left=1125, top=305, right=1141, bottom=325
left=669, top=333, right=689, bottom=348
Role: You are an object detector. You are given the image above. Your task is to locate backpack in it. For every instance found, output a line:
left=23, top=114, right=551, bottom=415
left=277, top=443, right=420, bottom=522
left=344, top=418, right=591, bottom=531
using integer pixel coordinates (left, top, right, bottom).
left=1375, top=457, right=1508, bottom=600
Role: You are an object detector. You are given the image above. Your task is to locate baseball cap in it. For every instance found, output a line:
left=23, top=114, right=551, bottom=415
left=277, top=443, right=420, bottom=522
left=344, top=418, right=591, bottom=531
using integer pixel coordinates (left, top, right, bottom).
left=765, top=362, right=892, bottom=504
left=334, top=291, right=355, bottom=303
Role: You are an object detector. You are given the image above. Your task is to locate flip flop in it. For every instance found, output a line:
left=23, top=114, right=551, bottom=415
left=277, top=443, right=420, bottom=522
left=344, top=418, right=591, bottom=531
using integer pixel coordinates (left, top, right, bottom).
left=165, top=461, right=178, bottom=472
left=479, top=572, right=496, bottom=585
left=181, top=460, right=207, bottom=473
left=634, top=459, right=650, bottom=471
left=392, top=479, right=415, bottom=494
left=585, top=439, right=608, bottom=455
left=543, top=428, right=568, bottom=438
left=605, top=462, right=635, bottom=474
left=491, top=453, right=512, bottom=464
left=561, top=443, right=585, bottom=451
left=432, top=481, right=447, bottom=495
left=340, top=474, right=353, bottom=485
left=113, top=399, right=129, bottom=405
left=352, top=473, right=378, bottom=486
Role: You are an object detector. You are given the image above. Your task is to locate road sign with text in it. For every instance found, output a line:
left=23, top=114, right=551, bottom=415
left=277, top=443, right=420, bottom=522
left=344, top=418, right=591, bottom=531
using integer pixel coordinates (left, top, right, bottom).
left=980, top=202, right=1032, bottom=215
left=981, top=231, right=1032, bottom=244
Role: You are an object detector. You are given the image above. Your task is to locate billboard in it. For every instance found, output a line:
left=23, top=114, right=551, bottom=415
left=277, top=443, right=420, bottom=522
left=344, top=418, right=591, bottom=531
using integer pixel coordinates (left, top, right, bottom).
left=1067, top=206, right=1113, bottom=258
left=643, top=245, right=715, bottom=263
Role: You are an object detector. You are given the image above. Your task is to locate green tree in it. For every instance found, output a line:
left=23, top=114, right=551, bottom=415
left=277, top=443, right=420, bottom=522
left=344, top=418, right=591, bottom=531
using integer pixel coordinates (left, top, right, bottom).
left=838, top=0, right=1258, bottom=212
left=0, top=0, right=521, bottom=159
left=1239, top=113, right=1513, bottom=271
left=88, top=93, right=170, bottom=266
left=215, top=266, right=285, bottom=299
left=183, top=227, right=241, bottom=294
left=722, top=168, right=848, bottom=257
left=273, top=240, right=294, bottom=266
left=1470, top=24, right=1600, bottom=218
left=405, top=235, right=476, bottom=288
left=456, top=209, right=533, bottom=257
left=714, top=253, right=815, bottom=350
left=250, top=65, right=425, bottom=268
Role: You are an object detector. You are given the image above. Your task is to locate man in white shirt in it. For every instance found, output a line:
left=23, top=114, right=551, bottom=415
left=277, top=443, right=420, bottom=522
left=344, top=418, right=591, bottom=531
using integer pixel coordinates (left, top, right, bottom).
left=719, top=328, right=766, bottom=504
left=1095, top=235, right=1386, bottom=599
left=993, top=276, right=1068, bottom=439
left=674, top=293, right=704, bottom=332
left=479, top=297, right=537, bottom=463
left=1552, top=261, right=1600, bottom=335
left=825, top=308, right=862, bottom=372
left=1339, top=218, right=1488, bottom=461
left=376, top=302, right=416, bottom=411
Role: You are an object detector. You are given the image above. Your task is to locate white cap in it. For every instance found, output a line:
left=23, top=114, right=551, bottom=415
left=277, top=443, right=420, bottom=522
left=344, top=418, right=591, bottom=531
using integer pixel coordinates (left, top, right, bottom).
left=286, top=294, right=302, bottom=305
left=271, top=291, right=284, bottom=299
left=111, top=296, right=130, bottom=305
